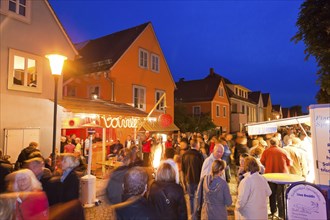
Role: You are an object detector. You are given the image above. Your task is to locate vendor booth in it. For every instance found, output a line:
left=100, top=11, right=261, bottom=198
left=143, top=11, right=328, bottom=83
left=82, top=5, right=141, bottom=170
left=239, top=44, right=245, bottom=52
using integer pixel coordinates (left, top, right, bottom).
left=246, top=104, right=330, bottom=219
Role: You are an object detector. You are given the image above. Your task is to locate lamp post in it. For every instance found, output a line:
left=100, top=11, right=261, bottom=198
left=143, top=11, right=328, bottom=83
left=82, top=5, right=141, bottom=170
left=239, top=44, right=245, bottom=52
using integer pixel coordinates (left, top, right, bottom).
left=46, top=54, right=67, bottom=171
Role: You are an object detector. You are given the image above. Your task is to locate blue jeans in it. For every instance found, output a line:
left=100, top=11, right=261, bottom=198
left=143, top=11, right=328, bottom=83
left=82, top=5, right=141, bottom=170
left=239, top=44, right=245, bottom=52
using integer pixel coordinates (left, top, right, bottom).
left=186, top=183, right=198, bottom=216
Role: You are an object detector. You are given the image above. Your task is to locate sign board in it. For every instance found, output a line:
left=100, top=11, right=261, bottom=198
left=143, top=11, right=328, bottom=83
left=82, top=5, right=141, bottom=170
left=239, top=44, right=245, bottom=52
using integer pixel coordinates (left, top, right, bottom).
left=286, top=183, right=328, bottom=220
left=309, top=104, right=330, bottom=186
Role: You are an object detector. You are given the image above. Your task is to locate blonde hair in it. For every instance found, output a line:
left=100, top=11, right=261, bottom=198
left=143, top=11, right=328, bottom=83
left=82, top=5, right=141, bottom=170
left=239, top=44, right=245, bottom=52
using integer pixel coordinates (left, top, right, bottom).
left=156, top=162, right=176, bottom=182
left=8, top=169, right=42, bottom=192
left=61, top=153, right=80, bottom=169
left=211, top=160, right=226, bottom=176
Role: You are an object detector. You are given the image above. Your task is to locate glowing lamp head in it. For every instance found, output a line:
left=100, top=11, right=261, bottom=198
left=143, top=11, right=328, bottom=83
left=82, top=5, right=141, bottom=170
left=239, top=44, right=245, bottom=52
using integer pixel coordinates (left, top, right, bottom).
left=46, top=54, right=67, bottom=76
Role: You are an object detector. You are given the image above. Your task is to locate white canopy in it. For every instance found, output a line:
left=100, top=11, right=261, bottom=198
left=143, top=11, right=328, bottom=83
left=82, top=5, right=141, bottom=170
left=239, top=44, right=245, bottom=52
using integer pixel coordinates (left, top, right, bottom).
left=245, top=115, right=310, bottom=135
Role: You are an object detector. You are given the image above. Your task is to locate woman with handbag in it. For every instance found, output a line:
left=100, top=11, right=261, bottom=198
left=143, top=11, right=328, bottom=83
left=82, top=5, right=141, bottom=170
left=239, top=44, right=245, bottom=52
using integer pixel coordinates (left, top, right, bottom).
left=195, top=160, right=232, bottom=220
left=148, top=162, right=187, bottom=220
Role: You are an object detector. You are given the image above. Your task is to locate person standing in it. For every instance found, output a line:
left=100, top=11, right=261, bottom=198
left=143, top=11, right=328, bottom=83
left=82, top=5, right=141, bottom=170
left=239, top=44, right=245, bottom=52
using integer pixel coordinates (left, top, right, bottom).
left=196, top=160, right=232, bottom=220
left=7, top=169, right=49, bottom=220
left=15, top=142, right=40, bottom=170
left=142, top=131, right=152, bottom=167
left=200, top=144, right=225, bottom=180
left=64, top=139, right=75, bottom=153
left=124, top=135, right=135, bottom=149
left=181, top=139, right=204, bottom=217
left=148, top=162, right=187, bottom=220
left=235, top=156, right=272, bottom=220
left=260, top=138, right=292, bottom=219
left=112, top=167, right=157, bottom=220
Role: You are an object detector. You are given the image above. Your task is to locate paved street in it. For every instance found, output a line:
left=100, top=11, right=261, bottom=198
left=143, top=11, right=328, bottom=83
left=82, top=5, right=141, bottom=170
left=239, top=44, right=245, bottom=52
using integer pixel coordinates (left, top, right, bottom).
left=83, top=169, right=238, bottom=220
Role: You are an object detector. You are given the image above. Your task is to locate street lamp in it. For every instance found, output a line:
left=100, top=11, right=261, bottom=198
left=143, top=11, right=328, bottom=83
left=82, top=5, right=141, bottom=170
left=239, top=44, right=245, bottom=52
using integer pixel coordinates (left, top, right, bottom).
left=46, top=54, right=67, bottom=170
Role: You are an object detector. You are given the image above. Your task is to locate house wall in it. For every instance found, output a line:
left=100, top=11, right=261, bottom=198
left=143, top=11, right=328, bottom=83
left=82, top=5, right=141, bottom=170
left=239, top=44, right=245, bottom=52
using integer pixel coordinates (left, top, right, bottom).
left=0, top=0, right=76, bottom=157
left=65, top=24, right=176, bottom=119
left=110, top=24, right=175, bottom=118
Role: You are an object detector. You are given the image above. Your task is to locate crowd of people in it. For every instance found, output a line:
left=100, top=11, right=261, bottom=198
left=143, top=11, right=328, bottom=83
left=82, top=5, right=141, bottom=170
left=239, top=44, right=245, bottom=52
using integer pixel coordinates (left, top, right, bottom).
left=0, top=124, right=313, bottom=220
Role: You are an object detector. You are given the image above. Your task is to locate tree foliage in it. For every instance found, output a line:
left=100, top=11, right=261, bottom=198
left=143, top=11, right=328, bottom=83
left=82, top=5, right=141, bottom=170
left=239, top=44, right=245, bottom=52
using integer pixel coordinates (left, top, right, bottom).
left=292, top=0, right=330, bottom=103
left=174, top=103, right=216, bottom=132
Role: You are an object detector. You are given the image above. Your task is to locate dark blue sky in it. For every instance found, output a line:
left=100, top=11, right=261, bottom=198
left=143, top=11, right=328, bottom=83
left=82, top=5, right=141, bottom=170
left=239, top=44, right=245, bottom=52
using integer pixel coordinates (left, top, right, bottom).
left=49, top=0, right=318, bottom=111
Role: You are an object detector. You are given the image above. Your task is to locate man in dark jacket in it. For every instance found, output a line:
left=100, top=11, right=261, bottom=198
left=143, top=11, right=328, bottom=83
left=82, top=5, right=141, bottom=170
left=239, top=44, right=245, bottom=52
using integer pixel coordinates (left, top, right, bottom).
left=15, top=142, right=39, bottom=170
left=181, top=139, right=204, bottom=217
left=112, top=167, right=157, bottom=220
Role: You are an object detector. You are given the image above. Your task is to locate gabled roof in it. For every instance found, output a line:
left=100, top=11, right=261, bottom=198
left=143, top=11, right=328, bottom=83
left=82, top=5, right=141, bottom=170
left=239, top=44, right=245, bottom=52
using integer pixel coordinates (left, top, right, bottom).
left=46, top=0, right=79, bottom=57
left=272, top=104, right=281, bottom=112
left=262, top=93, right=270, bottom=106
left=282, top=108, right=290, bottom=118
left=175, top=76, right=222, bottom=102
left=67, top=22, right=150, bottom=75
left=248, top=91, right=262, bottom=105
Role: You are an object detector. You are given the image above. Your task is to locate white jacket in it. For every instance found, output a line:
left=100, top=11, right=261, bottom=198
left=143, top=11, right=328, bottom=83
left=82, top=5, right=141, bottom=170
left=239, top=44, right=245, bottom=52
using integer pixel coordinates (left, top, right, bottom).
left=235, top=172, right=272, bottom=220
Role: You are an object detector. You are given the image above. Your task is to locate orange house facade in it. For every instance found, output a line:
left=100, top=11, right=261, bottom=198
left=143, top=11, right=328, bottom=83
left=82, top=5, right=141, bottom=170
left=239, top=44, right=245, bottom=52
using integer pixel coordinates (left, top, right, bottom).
left=175, top=69, right=230, bottom=133
left=62, top=22, right=177, bottom=141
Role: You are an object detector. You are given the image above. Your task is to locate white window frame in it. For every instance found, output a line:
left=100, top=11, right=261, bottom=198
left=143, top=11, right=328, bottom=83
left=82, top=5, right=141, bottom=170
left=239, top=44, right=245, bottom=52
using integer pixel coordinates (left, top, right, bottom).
left=133, top=85, right=146, bottom=111
left=216, top=105, right=220, bottom=117
left=139, top=48, right=148, bottom=69
left=192, top=106, right=201, bottom=116
left=8, top=48, right=43, bottom=93
left=0, top=0, right=31, bottom=23
left=155, top=90, right=165, bottom=111
left=218, top=85, right=224, bottom=97
left=223, top=106, right=227, bottom=117
left=151, top=53, right=160, bottom=73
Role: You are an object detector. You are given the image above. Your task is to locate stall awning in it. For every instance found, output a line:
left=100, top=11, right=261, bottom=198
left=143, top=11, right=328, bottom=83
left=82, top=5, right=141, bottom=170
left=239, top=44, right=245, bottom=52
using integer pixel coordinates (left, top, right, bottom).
left=58, top=97, right=148, bottom=117
left=140, top=121, right=180, bottom=132
left=246, top=115, right=310, bottom=135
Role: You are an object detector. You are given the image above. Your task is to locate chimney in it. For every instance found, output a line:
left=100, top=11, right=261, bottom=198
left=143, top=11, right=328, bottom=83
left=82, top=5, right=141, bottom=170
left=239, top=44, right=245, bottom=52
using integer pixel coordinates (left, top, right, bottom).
left=210, top=68, right=215, bottom=76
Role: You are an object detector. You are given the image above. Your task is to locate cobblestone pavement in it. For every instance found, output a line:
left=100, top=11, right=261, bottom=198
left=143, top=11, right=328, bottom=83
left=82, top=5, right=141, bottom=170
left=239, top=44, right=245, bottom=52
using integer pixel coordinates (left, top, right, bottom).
left=84, top=170, right=239, bottom=220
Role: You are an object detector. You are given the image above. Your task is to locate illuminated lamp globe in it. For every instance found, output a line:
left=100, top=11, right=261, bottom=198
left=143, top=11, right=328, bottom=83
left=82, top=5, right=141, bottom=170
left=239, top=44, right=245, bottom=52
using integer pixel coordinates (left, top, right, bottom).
left=158, top=114, right=173, bottom=128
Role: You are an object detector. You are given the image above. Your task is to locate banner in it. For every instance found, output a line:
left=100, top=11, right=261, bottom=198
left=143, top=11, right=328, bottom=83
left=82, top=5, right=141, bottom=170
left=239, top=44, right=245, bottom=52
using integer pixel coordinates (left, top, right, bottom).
left=309, top=104, right=330, bottom=186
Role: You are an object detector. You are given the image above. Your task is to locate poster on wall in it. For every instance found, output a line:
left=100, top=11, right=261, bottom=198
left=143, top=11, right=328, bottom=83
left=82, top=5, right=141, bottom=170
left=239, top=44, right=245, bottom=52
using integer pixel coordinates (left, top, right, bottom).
left=286, top=183, right=328, bottom=220
left=309, top=104, right=330, bottom=186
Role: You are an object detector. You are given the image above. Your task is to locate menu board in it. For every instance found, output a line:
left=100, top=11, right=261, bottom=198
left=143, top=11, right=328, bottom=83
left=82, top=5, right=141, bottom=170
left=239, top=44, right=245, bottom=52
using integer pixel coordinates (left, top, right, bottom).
left=309, top=104, right=330, bottom=186
left=287, top=183, right=327, bottom=220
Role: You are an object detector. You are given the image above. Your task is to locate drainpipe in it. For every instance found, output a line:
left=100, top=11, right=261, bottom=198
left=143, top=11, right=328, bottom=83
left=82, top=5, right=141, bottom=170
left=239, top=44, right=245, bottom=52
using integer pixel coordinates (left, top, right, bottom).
left=104, top=71, right=114, bottom=101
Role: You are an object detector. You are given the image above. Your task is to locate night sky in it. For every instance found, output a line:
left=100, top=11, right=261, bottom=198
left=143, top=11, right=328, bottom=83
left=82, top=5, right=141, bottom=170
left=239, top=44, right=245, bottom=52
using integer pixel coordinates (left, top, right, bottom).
left=49, top=0, right=319, bottom=112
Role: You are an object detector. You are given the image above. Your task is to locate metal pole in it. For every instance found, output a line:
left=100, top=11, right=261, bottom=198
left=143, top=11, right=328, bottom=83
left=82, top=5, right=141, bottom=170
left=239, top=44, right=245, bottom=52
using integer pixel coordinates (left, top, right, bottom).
left=52, top=76, right=59, bottom=171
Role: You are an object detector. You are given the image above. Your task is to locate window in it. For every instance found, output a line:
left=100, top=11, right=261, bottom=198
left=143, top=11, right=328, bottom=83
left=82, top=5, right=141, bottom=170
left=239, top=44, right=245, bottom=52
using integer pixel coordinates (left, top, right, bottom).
left=89, top=85, right=100, bottom=99
left=218, top=85, right=224, bottom=97
left=216, top=105, right=220, bottom=117
left=242, top=105, right=245, bottom=114
left=133, top=85, right=146, bottom=110
left=151, top=54, right=160, bottom=72
left=235, top=88, right=238, bottom=95
left=155, top=90, right=165, bottom=111
left=0, top=0, right=31, bottom=22
left=193, top=106, right=201, bottom=116
left=8, top=49, right=43, bottom=93
left=9, top=0, right=26, bottom=16
left=67, top=86, right=77, bottom=97
left=232, top=103, right=237, bottom=112
left=223, top=106, right=227, bottom=117
left=139, top=49, right=148, bottom=69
